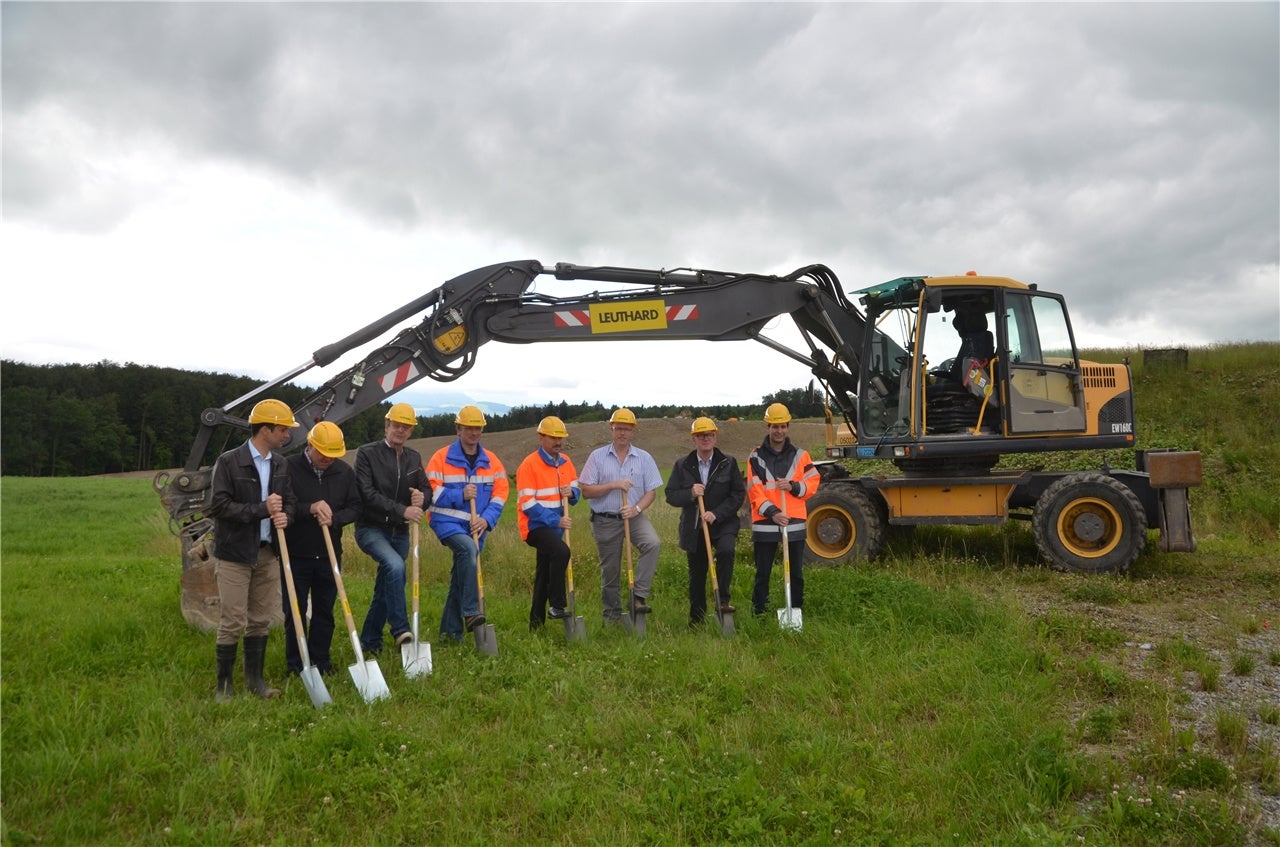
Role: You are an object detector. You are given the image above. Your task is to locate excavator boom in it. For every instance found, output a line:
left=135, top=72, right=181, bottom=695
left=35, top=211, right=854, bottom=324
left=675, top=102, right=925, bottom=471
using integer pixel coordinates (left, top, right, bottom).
left=156, top=257, right=1201, bottom=629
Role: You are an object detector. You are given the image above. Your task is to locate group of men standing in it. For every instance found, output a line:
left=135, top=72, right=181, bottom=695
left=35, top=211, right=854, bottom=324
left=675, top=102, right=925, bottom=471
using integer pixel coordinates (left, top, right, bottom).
left=205, top=398, right=819, bottom=701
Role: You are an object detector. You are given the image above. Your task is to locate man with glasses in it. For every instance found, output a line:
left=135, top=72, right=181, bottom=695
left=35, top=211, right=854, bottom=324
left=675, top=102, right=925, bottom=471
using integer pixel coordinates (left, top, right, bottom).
left=579, top=408, right=662, bottom=624
left=283, top=421, right=358, bottom=677
left=664, top=417, right=746, bottom=628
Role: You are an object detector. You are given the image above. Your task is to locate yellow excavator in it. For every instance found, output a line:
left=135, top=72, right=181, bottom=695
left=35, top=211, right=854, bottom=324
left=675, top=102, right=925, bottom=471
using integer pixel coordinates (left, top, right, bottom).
left=156, top=260, right=1200, bottom=630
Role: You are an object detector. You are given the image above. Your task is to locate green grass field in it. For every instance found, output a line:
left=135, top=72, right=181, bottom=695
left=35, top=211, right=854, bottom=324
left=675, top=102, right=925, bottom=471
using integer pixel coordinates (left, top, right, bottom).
left=2, top=342, right=1277, bottom=846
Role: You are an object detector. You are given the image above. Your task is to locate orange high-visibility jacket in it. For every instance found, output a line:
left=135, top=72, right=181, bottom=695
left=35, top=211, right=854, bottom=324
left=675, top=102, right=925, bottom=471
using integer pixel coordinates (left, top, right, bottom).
left=746, top=437, right=820, bottom=541
left=515, top=447, right=580, bottom=541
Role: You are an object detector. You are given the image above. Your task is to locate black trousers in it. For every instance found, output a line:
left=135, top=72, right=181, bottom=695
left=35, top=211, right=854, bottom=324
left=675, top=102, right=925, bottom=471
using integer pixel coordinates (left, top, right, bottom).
left=526, top=527, right=570, bottom=628
left=280, top=555, right=338, bottom=672
left=687, top=533, right=737, bottom=624
left=752, top=538, right=805, bottom=616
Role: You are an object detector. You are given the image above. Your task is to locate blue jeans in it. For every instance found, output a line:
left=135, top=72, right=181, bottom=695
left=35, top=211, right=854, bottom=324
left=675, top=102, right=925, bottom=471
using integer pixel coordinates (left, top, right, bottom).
left=356, top=526, right=410, bottom=651
left=438, top=532, right=481, bottom=641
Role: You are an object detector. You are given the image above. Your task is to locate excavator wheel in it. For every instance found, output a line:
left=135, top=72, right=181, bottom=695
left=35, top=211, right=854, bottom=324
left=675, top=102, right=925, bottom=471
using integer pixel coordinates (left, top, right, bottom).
left=804, top=483, right=887, bottom=566
left=1032, top=472, right=1148, bottom=574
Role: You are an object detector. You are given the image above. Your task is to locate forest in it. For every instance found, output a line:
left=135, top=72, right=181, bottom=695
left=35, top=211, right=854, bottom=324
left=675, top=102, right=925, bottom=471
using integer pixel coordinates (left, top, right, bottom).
left=0, top=360, right=822, bottom=477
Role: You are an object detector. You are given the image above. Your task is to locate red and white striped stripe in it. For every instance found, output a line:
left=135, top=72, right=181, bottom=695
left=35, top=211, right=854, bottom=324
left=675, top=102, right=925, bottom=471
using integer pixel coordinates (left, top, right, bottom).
left=379, top=361, right=420, bottom=394
left=554, top=309, right=592, bottom=328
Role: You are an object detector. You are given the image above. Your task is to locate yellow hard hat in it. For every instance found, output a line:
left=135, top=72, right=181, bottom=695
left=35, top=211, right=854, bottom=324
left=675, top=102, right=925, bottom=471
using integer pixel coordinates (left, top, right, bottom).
left=306, top=421, right=347, bottom=458
left=455, top=404, right=487, bottom=427
left=385, top=403, right=418, bottom=426
left=536, top=415, right=568, bottom=437
left=690, top=416, right=718, bottom=435
left=608, top=408, right=637, bottom=426
left=248, top=399, right=300, bottom=428
left=763, top=402, right=792, bottom=424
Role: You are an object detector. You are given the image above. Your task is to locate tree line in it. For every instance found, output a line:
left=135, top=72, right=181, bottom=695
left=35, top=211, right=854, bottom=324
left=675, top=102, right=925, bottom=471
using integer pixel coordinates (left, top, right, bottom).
left=0, top=360, right=825, bottom=477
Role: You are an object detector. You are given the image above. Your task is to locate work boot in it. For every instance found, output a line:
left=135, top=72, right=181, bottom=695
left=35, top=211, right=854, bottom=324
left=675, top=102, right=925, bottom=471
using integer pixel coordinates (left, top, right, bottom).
left=215, top=642, right=237, bottom=703
left=630, top=597, right=651, bottom=614
left=242, top=636, right=282, bottom=699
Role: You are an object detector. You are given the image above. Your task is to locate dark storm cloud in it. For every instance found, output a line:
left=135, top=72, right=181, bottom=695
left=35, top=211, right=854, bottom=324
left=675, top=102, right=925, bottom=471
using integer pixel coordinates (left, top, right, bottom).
left=3, top=2, right=1276, bottom=343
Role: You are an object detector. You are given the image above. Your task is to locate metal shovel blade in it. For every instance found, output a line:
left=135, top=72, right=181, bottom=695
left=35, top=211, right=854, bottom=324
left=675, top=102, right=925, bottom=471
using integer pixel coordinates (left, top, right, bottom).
left=623, top=610, right=647, bottom=638
left=401, top=639, right=433, bottom=679
left=474, top=623, right=499, bottom=656
left=777, top=606, right=803, bottom=632
left=299, top=664, right=332, bottom=708
left=349, top=659, right=391, bottom=702
left=563, top=614, right=587, bottom=642
left=716, top=609, right=737, bottom=638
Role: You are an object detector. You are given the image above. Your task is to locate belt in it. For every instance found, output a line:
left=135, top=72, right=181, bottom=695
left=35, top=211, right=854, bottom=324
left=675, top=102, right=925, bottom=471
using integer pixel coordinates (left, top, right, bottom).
left=592, top=512, right=622, bottom=520
left=259, top=540, right=271, bottom=547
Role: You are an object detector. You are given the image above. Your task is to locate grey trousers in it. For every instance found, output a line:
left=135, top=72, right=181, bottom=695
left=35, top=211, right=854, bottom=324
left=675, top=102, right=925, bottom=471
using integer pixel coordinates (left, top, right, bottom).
left=590, top=513, right=660, bottom=621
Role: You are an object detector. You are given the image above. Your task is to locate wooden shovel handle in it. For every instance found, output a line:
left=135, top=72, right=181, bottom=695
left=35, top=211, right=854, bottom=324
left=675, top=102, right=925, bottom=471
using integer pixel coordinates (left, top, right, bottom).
left=277, top=527, right=311, bottom=663
left=697, top=494, right=722, bottom=592
left=322, top=529, right=359, bottom=635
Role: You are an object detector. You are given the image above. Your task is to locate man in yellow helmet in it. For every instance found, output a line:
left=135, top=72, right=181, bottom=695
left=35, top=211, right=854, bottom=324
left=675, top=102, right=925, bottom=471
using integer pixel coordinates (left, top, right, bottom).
left=579, top=408, right=663, bottom=623
left=747, top=403, right=821, bottom=618
left=515, top=416, right=580, bottom=629
left=208, top=398, right=299, bottom=702
left=425, top=405, right=509, bottom=642
left=354, top=402, right=428, bottom=655
left=664, top=417, right=746, bottom=627
left=282, top=421, right=359, bottom=678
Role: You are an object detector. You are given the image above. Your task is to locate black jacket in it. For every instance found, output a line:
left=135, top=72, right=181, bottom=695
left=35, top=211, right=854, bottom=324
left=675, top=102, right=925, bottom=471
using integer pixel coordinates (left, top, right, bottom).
left=208, top=441, right=296, bottom=565
left=354, top=439, right=428, bottom=529
left=664, top=448, right=745, bottom=552
left=284, top=451, right=360, bottom=560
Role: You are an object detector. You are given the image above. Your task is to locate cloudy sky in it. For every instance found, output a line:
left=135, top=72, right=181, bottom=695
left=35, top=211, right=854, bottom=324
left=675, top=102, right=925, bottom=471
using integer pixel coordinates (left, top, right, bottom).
left=3, top=2, right=1277, bottom=411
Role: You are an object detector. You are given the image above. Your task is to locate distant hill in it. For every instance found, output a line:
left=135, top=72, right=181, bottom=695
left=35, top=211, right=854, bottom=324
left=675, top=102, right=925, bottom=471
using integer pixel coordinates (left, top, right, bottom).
left=408, top=417, right=828, bottom=472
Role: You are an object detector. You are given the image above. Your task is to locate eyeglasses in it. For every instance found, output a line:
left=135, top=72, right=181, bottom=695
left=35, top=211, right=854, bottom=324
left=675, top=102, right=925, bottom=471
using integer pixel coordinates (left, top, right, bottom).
left=694, top=432, right=716, bottom=438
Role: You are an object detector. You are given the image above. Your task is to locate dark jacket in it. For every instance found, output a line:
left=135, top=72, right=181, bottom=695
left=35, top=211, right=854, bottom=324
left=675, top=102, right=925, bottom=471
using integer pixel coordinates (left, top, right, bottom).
left=208, top=441, right=296, bottom=565
left=664, top=448, right=746, bottom=553
left=354, top=439, right=428, bottom=529
left=284, top=451, right=359, bottom=560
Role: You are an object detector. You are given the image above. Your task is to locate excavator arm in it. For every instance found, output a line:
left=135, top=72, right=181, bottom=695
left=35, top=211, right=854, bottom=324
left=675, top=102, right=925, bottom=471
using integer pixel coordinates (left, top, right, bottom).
left=156, top=258, right=871, bottom=628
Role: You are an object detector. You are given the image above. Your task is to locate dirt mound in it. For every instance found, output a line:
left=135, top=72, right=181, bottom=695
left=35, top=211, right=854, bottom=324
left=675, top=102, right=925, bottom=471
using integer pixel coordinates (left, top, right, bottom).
left=407, top=418, right=828, bottom=470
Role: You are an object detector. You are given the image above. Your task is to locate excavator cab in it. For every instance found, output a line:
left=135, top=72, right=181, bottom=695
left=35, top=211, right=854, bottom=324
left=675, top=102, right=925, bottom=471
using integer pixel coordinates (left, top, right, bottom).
left=852, top=275, right=1103, bottom=461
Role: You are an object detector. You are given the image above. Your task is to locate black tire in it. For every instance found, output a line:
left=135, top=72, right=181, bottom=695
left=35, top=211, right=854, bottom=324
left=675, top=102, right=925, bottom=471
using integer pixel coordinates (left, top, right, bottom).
left=804, top=483, right=887, bottom=565
left=1032, top=473, right=1147, bottom=573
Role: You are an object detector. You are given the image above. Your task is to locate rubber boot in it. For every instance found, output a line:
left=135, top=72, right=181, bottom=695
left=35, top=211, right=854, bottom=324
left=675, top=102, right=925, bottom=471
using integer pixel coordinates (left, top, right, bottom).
left=242, top=635, right=281, bottom=699
left=215, top=642, right=237, bottom=703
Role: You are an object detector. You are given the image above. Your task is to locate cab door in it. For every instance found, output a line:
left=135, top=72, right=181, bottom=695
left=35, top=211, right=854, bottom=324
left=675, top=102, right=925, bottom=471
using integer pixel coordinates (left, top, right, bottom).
left=1000, top=292, right=1087, bottom=434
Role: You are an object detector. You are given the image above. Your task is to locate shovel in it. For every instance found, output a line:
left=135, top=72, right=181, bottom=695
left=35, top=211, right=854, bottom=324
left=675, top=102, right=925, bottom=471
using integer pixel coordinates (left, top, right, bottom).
left=621, top=492, right=646, bottom=638
left=469, top=500, right=499, bottom=657
left=277, top=528, right=332, bottom=708
left=324, top=531, right=391, bottom=702
left=776, top=488, right=803, bottom=632
left=562, top=495, right=587, bottom=642
left=697, top=494, right=735, bottom=638
left=401, top=523, right=433, bottom=678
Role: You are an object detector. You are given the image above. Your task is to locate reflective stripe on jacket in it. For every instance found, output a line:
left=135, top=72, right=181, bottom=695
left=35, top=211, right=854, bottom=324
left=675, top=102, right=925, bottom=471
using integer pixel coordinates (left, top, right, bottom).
left=426, top=439, right=509, bottom=546
left=515, top=447, right=580, bottom=541
left=746, top=437, right=820, bottom=541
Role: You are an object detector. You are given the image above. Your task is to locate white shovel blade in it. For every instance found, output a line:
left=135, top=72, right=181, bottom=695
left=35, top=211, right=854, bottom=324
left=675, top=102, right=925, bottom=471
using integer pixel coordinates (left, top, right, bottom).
left=402, top=640, right=433, bottom=678
left=349, top=659, right=391, bottom=702
left=777, top=606, right=803, bottom=632
left=299, top=666, right=332, bottom=708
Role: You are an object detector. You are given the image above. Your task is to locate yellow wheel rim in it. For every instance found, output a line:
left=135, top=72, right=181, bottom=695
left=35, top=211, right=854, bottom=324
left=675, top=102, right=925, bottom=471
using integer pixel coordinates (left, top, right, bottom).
left=807, top=503, right=857, bottom=559
left=1055, top=496, right=1122, bottom=558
